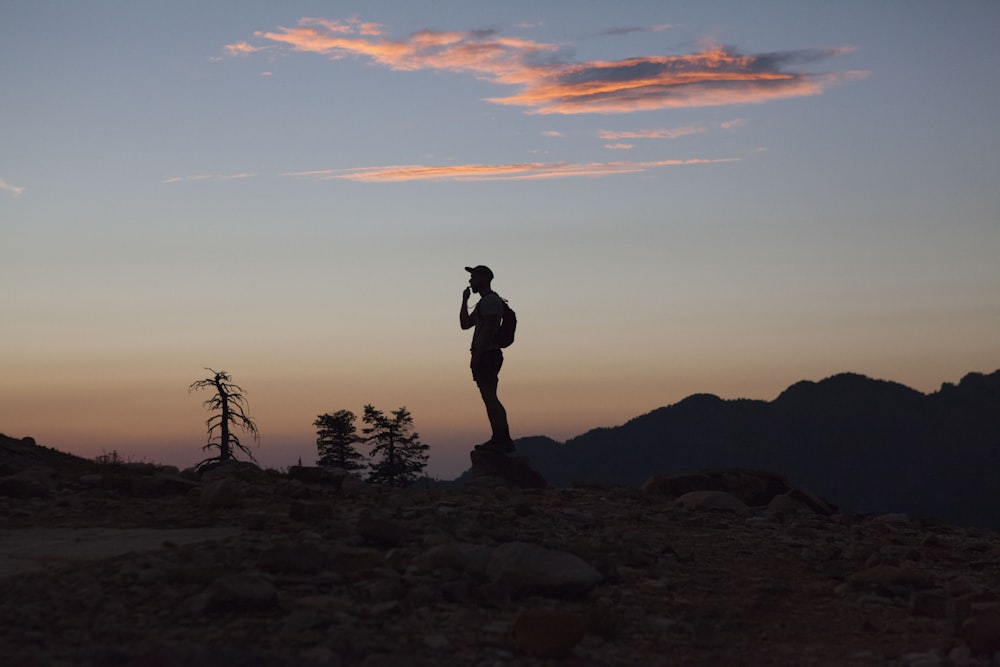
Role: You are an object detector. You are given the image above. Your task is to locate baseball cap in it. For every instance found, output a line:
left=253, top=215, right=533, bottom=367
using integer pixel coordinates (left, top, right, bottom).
left=465, top=265, right=494, bottom=280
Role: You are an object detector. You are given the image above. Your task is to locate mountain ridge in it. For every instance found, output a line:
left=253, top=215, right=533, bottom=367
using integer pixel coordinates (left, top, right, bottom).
left=506, top=370, right=1000, bottom=529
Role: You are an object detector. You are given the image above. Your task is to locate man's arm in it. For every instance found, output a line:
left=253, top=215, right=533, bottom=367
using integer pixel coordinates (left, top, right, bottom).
left=460, top=287, right=474, bottom=330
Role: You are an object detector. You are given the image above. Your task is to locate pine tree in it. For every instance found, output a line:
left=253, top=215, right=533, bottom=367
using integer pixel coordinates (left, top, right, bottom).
left=361, top=404, right=429, bottom=487
left=314, top=409, right=365, bottom=471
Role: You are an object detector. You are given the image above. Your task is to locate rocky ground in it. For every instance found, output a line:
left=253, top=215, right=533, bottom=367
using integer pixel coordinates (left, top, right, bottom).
left=2, top=437, right=1000, bottom=666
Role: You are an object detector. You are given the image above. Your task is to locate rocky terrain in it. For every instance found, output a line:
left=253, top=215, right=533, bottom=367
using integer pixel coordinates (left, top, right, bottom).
left=2, top=436, right=1000, bottom=666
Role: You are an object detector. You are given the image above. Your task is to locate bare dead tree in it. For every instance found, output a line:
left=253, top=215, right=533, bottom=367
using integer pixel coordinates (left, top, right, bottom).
left=188, top=368, right=259, bottom=469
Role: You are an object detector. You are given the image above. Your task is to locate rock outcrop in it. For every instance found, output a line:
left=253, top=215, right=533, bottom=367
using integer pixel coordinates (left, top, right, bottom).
left=469, top=447, right=547, bottom=489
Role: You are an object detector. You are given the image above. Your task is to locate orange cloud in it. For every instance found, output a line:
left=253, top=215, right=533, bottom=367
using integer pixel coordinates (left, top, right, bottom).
left=491, top=49, right=867, bottom=115
left=224, top=41, right=264, bottom=56
left=605, top=143, right=634, bottom=150
left=283, top=158, right=739, bottom=183
left=236, top=18, right=866, bottom=115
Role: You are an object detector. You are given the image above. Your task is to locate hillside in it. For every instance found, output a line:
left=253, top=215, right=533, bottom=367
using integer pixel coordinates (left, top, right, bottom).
left=510, top=371, right=1000, bottom=529
left=0, top=433, right=98, bottom=476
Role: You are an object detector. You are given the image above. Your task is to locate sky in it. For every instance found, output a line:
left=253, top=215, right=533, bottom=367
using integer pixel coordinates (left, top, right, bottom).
left=3, top=1, right=999, bottom=480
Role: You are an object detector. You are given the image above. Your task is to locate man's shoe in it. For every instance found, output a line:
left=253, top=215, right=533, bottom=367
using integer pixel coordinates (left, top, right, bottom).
left=474, top=438, right=515, bottom=454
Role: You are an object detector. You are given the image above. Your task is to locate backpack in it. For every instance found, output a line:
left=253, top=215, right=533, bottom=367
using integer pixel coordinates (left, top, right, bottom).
left=496, top=299, right=517, bottom=348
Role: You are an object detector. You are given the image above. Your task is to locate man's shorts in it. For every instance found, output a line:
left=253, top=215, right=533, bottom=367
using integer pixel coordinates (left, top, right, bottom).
left=471, top=349, right=503, bottom=386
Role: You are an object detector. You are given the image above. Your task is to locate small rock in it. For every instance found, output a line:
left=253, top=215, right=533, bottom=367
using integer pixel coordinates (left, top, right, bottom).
left=947, top=575, right=984, bottom=597
left=960, top=606, right=1000, bottom=655
left=848, top=564, right=935, bottom=595
left=258, top=541, right=327, bottom=574
left=673, top=490, right=747, bottom=512
left=329, top=546, right=384, bottom=576
left=910, top=590, right=948, bottom=618
left=947, top=645, right=975, bottom=667
left=193, top=574, right=278, bottom=614
left=200, top=478, right=238, bottom=510
left=512, top=607, right=587, bottom=657
left=422, top=634, right=449, bottom=650
left=78, top=474, right=102, bottom=486
left=288, top=500, right=333, bottom=522
left=356, top=516, right=413, bottom=547
left=899, top=649, right=942, bottom=667
left=767, top=493, right=812, bottom=515
left=413, top=542, right=493, bottom=575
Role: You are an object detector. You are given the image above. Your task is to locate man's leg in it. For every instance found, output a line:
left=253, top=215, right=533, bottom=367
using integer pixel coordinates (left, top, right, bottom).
left=478, top=380, right=513, bottom=451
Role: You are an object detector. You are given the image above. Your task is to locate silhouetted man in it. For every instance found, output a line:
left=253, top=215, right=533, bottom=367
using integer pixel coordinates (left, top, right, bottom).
left=460, top=265, right=513, bottom=453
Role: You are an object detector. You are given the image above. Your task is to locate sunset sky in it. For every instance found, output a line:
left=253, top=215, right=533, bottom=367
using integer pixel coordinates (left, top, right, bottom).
left=3, top=2, right=998, bottom=479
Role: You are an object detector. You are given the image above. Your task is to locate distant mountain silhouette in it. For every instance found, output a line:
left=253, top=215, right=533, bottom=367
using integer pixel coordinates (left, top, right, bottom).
left=507, top=371, right=1000, bottom=529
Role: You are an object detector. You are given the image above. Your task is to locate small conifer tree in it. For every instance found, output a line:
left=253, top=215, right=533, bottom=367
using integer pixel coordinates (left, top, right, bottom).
left=314, top=409, right=365, bottom=471
left=361, top=404, right=429, bottom=487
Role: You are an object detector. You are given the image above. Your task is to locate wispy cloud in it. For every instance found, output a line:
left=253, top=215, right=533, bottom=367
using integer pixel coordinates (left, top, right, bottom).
left=0, top=178, right=25, bottom=196
left=282, top=158, right=738, bottom=183
left=604, top=143, right=634, bottom=151
left=599, top=126, right=706, bottom=140
left=721, top=118, right=748, bottom=130
left=596, top=24, right=675, bottom=37
left=224, top=41, right=265, bottom=56
left=229, top=18, right=866, bottom=115
left=541, top=130, right=564, bottom=137
left=162, top=173, right=255, bottom=184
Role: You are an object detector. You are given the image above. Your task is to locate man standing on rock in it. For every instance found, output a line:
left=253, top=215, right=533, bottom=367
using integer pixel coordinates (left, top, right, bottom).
left=460, top=265, right=513, bottom=453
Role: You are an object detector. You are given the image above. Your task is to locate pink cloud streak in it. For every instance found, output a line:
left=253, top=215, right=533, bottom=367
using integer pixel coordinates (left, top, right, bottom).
left=283, top=158, right=739, bottom=183
left=162, top=173, right=255, bottom=184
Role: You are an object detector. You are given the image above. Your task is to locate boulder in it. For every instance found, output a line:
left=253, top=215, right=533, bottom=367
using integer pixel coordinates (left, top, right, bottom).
left=469, top=449, right=546, bottom=489
left=673, top=490, right=747, bottom=513
left=486, top=542, right=603, bottom=597
left=642, top=469, right=790, bottom=505
left=643, top=469, right=838, bottom=514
